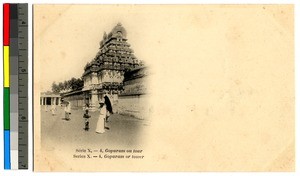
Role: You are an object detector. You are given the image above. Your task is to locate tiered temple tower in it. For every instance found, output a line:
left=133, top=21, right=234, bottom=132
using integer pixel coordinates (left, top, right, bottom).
left=82, top=23, right=140, bottom=109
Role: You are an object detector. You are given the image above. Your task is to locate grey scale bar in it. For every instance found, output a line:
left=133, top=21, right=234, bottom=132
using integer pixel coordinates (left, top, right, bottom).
left=17, top=4, right=28, bottom=169
left=10, top=4, right=19, bottom=170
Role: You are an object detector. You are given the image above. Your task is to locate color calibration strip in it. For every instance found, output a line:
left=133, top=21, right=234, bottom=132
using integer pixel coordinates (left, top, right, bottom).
left=3, top=3, right=11, bottom=170
left=3, top=3, right=28, bottom=170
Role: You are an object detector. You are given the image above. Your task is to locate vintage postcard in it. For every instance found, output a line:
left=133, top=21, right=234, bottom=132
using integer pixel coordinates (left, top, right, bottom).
left=33, top=4, right=294, bottom=171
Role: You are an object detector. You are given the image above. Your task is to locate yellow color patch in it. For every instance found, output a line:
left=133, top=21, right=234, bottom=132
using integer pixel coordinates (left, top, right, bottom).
left=4, top=46, right=9, bottom=87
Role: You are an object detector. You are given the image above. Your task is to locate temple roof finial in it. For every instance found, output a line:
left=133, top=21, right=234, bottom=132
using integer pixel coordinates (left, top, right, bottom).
left=111, top=22, right=127, bottom=38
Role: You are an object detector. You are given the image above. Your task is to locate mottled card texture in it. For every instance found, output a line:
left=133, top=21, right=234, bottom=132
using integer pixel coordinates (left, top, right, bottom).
left=33, top=5, right=294, bottom=171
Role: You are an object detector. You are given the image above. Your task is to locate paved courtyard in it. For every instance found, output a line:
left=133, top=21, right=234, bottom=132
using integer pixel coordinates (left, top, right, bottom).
left=41, top=106, right=149, bottom=150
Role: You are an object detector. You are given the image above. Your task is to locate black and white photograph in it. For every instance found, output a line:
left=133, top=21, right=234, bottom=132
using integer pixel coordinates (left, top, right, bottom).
left=38, top=22, right=150, bottom=147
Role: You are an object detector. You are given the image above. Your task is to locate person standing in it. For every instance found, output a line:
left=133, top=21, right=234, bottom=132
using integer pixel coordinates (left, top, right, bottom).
left=96, top=100, right=106, bottom=134
left=51, top=104, right=56, bottom=116
left=104, top=95, right=113, bottom=122
left=45, top=104, right=48, bottom=112
left=65, top=101, right=71, bottom=121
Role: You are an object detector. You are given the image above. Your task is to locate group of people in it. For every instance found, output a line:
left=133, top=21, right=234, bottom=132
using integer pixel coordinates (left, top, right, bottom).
left=84, top=96, right=113, bottom=134
left=82, top=95, right=113, bottom=134
left=44, top=104, right=59, bottom=116
left=45, top=96, right=113, bottom=134
left=44, top=101, right=71, bottom=118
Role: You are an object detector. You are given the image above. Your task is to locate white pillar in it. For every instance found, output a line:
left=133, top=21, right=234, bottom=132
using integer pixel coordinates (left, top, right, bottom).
left=90, top=90, right=98, bottom=111
left=44, top=97, right=48, bottom=111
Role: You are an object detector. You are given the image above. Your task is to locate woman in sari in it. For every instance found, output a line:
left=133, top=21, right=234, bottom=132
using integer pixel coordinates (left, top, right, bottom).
left=95, top=100, right=106, bottom=134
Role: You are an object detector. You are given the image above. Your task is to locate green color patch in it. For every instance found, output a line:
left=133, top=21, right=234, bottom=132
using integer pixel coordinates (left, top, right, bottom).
left=4, top=88, right=10, bottom=130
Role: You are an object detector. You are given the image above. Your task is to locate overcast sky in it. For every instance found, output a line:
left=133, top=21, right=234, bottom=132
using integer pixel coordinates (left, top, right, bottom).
left=34, top=5, right=160, bottom=91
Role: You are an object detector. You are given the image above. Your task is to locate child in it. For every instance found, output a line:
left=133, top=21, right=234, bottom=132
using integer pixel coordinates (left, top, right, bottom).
left=51, top=104, right=56, bottom=116
left=83, top=109, right=91, bottom=131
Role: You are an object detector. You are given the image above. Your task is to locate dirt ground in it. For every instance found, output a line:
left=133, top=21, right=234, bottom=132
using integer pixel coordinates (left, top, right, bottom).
left=40, top=106, right=149, bottom=150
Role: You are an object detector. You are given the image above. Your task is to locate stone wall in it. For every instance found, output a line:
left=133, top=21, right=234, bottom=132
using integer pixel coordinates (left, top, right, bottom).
left=116, top=67, right=150, bottom=119
left=117, top=94, right=150, bottom=120
left=63, top=93, right=84, bottom=108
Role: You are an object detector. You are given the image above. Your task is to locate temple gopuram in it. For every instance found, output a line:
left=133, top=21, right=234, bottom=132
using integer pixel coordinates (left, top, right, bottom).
left=81, top=23, right=143, bottom=109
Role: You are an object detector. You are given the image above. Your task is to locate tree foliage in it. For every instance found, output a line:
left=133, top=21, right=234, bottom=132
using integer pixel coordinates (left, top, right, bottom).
left=52, top=77, right=84, bottom=93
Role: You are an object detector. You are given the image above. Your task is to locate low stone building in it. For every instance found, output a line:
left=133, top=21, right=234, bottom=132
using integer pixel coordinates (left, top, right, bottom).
left=40, top=92, right=61, bottom=106
left=61, top=90, right=84, bottom=107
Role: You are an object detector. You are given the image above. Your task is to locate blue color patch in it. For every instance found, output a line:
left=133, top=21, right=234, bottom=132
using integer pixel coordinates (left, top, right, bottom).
left=4, top=130, right=11, bottom=169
